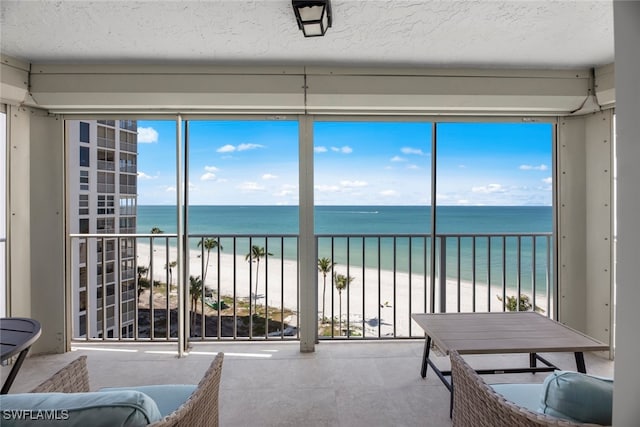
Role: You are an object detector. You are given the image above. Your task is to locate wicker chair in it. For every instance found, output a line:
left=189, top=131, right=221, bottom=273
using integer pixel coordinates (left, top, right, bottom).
left=449, top=350, right=606, bottom=427
left=30, top=353, right=224, bottom=427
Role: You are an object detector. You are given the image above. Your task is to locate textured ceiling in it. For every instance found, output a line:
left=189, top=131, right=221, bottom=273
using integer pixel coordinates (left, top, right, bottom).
left=0, top=0, right=614, bottom=69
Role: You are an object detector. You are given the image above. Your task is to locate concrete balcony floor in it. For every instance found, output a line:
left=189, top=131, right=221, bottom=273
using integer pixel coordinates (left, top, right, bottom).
left=2, top=340, right=613, bottom=427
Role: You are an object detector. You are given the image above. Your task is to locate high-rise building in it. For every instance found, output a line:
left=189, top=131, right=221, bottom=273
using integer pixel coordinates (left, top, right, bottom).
left=67, top=120, right=138, bottom=339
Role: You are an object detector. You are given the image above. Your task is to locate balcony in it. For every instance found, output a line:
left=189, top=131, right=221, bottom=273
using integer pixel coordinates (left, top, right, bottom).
left=97, top=137, right=116, bottom=149
left=1, top=340, right=613, bottom=426
left=119, top=184, right=136, bottom=195
left=70, top=232, right=554, bottom=342
left=97, top=160, right=116, bottom=171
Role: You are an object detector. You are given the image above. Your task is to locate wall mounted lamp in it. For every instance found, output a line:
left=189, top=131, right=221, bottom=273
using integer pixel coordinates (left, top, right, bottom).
left=292, top=0, right=332, bottom=37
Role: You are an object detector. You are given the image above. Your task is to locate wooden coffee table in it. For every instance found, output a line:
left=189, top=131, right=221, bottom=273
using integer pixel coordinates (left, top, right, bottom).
left=412, top=312, right=609, bottom=390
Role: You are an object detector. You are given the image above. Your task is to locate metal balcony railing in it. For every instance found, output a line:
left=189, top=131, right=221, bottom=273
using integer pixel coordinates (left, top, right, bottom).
left=119, top=185, right=136, bottom=195
left=97, top=184, right=115, bottom=193
left=120, top=142, right=137, bottom=153
left=97, top=160, right=116, bottom=171
left=69, top=232, right=554, bottom=342
left=97, top=137, right=116, bottom=149
left=119, top=165, right=137, bottom=174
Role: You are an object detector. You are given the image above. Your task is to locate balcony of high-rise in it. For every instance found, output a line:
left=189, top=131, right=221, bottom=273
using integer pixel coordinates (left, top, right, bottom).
left=1, top=2, right=639, bottom=425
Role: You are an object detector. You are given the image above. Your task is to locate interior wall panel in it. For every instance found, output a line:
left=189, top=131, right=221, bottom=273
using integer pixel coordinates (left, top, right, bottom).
left=28, top=109, right=66, bottom=354
left=584, top=111, right=613, bottom=346
left=557, top=112, right=613, bottom=348
left=557, top=117, right=588, bottom=332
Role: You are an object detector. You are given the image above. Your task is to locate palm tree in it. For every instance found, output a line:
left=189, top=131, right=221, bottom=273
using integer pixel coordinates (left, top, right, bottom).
left=165, top=260, right=177, bottom=291
left=137, top=265, right=149, bottom=297
left=197, top=238, right=223, bottom=284
left=317, top=257, right=336, bottom=323
left=148, top=227, right=164, bottom=277
left=189, top=275, right=203, bottom=328
left=333, top=272, right=354, bottom=336
left=245, top=245, right=273, bottom=308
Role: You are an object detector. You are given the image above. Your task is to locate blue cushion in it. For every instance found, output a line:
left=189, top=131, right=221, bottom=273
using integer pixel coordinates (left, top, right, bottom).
left=0, top=390, right=163, bottom=426
left=490, top=383, right=543, bottom=412
left=538, top=371, right=613, bottom=425
left=99, top=384, right=196, bottom=417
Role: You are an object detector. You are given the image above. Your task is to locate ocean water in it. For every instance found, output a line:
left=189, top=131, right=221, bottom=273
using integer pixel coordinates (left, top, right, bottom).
left=138, top=205, right=552, bottom=235
left=137, top=205, right=553, bottom=292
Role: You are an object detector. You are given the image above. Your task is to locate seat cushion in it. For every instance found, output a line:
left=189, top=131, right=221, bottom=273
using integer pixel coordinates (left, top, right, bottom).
left=99, top=384, right=197, bottom=417
left=490, top=383, right=543, bottom=412
left=0, top=390, right=162, bottom=426
left=538, top=371, right=613, bottom=425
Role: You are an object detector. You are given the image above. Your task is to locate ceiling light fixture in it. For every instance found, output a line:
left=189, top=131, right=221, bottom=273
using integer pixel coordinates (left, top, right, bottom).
left=292, top=0, right=332, bottom=37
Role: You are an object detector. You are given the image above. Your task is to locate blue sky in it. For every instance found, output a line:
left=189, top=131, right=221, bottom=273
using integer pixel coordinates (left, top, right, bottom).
left=136, top=120, right=552, bottom=206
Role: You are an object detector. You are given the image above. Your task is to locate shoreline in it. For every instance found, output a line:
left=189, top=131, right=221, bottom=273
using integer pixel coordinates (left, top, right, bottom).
left=137, top=242, right=550, bottom=336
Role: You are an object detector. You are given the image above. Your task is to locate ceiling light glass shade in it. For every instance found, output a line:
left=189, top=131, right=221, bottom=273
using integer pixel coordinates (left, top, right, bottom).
left=292, top=0, right=332, bottom=37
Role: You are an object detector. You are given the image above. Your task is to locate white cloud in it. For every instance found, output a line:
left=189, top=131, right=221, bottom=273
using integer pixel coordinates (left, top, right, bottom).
left=165, top=186, right=176, bottom=193
left=458, top=165, right=466, bottom=169
left=391, top=156, right=406, bottom=162
left=314, top=146, right=328, bottom=153
left=274, top=189, right=294, bottom=197
left=217, top=143, right=264, bottom=153
left=200, top=172, right=217, bottom=181
left=237, top=182, right=264, bottom=191
left=340, top=180, right=368, bottom=188
left=137, top=127, right=159, bottom=143
left=137, top=171, right=157, bottom=180
left=217, top=144, right=236, bottom=153
left=407, top=164, right=420, bottom=170
left=262, top=173, right=278, bottom=180
left=471, top=183, right=507, bottom=194
left=200, top=166, right=220, bottom=181
left=237, top=143, right=264, bottom=151
left=401, top=147, right=424, bottom=155
left=380, top=190, right=398, bottom=197
left=315, top=184, right=341, bottom=193
left=542, top=177, right=553, bottom=184
left=520, top=164, right=548, bottom=171
left=330, top=146, right=352, bottom=154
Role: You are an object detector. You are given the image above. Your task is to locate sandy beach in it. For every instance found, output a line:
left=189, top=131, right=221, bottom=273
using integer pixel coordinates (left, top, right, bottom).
left=137, top=242, right=546, bottom=337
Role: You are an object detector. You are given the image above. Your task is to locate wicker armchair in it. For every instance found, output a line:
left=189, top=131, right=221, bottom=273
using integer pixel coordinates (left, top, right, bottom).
left=449, top=350, right=606, bottom=427
left=31, top=353, right=224, bottom=427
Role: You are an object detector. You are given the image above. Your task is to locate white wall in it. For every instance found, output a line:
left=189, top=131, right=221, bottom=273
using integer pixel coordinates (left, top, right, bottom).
left=612, top=1, right=640, bottom=424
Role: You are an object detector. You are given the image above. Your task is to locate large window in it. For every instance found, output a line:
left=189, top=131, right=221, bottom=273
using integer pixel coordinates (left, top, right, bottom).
left=65, top=116, right=554, bottom=344
left=79, top=146, right=90, bottom=167
left=79, top=122, right=90, bottom=143
left=314, top=121, right=433, bottom=337
left=435, top=122, right=553, bottom=313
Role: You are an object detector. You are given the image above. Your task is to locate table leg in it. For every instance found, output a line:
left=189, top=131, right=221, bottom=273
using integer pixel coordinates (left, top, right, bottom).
left=1, top=348, right=30, bottom=394
left=529, top=352, right=537, bottom=369
left=421, top=335, right=432, bottom=378
left=574, top=352, right=586, bottom=373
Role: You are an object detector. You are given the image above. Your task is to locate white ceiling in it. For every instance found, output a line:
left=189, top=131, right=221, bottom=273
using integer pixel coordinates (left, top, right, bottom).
left=0, top=0, right=614, bottom=69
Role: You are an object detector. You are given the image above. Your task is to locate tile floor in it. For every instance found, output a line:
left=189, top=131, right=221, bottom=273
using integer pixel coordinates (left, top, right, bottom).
left=1, top=340, right=613, bottom=427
